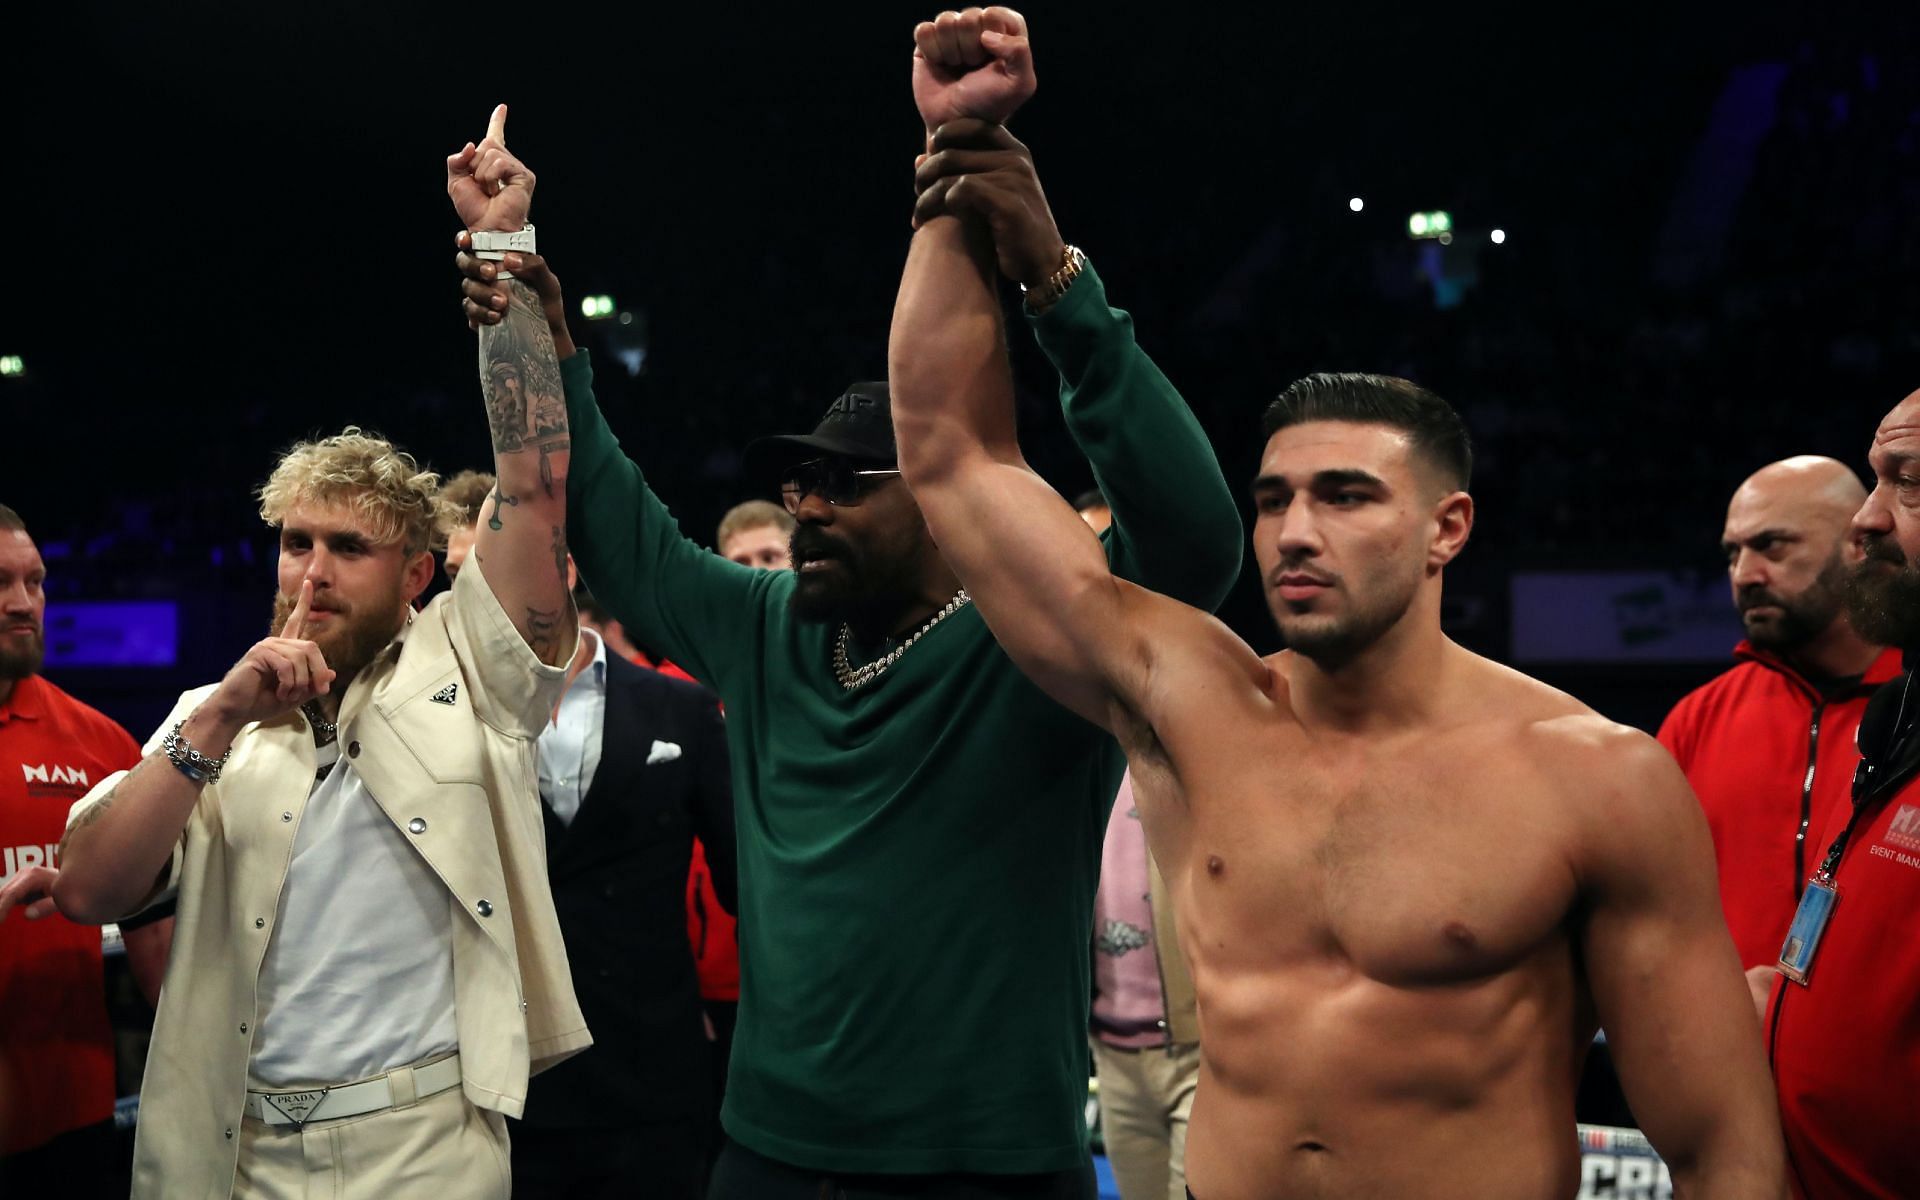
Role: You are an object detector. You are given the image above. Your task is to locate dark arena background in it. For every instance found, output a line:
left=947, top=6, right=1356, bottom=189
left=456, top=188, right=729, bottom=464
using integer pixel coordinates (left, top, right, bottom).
left=7, top=3, right=1920, bottom=1196
left=8, top=3, right=1913, bottom=738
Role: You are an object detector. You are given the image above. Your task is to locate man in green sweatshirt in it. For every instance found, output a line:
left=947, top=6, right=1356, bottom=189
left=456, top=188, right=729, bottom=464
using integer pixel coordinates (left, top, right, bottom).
left=452, top=56, right=1239, bottom=1200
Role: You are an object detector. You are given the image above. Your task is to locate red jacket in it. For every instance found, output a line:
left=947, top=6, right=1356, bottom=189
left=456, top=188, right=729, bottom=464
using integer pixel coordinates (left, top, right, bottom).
left=1658, top=643, right=1902, bottom=967
left=1764, top=679, right=1920, bottom=1198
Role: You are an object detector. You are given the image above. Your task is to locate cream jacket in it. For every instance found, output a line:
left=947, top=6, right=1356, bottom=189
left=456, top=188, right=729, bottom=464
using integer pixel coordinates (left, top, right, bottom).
left=67, top=558, right=590, bottom=1199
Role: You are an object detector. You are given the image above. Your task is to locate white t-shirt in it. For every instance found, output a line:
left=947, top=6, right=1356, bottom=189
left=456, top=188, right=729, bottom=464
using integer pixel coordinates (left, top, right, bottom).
left=247, top=740, right=458, bottom=1088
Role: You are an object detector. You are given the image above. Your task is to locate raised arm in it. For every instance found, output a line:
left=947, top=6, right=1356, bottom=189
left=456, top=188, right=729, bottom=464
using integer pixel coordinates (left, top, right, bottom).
left=889, top=10, right=1148, bottom=728
left=452, top=233, right=771, bottom=698
left=1576, top=728, right=1788, bottom=1198
left=914, top=124, right=1242, bottom=612
left=446, top=105, right=577, bottom=665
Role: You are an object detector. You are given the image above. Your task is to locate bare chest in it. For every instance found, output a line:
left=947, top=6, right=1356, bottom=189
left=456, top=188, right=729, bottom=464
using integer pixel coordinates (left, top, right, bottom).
left=1142, top=724, right=1582, bottom=989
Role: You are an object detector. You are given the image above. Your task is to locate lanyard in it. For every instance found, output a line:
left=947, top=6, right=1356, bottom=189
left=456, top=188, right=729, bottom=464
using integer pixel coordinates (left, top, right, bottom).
left=1819, top=672, right=1918, bottom=881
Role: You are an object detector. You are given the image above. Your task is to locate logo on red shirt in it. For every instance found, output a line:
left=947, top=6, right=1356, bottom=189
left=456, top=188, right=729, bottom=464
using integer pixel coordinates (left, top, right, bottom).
left=20, top=761, right=90, bottom=799
left=1887, top=804, right=1920, bottom=852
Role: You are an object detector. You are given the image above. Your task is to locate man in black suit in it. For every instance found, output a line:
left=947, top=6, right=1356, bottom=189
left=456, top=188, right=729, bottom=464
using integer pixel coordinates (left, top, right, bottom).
left=445, top=479, right=737, bottom=1198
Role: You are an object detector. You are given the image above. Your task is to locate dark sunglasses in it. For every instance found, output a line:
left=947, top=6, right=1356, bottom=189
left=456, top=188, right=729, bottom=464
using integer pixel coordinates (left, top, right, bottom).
left=779, top=457, right=903, bottom=513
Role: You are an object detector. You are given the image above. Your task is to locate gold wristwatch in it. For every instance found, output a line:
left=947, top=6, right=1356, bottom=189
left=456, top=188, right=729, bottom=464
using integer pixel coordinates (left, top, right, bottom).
left=1021, top=244, right=1087, bottom=313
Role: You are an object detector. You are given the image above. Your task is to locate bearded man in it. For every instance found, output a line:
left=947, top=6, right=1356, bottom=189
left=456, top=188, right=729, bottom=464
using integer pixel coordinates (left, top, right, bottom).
left=1757, top=390, right=1920, bottom=1196
left=51, top=105, right=589, bottom=1199
left=1657, top=456, right=1900, bottom=1013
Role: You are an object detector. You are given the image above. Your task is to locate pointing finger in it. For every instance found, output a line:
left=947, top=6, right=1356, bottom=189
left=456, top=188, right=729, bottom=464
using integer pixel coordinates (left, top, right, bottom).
left=486, top=103, right=508, bottom=149
left=280, top=579, right=312, bottom=640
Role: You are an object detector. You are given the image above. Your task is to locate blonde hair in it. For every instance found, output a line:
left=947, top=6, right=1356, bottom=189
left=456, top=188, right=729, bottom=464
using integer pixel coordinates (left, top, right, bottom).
left=257, top=428, right=452, bottom=555
left=716, top=499, right=794, bottom=550
left=439, top=469, right=497, bottom=531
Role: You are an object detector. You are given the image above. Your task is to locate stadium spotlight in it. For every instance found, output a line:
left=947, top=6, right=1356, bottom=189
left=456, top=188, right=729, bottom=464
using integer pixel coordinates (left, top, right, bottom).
left=1491, top=228, right=1507, bottom=245
left=0, top=355, right=23, bottom=377
left=1348, top=197, right=1365, bottom=212
left=581, top=294, right=616, bottom=320
left=1406, top=210, right=1453, bottom=240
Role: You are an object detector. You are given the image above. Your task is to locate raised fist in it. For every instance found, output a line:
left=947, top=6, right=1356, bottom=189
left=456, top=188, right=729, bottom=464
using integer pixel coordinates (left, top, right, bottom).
left=447, top=103, right=536, bottom=233
left=911, top=8, right=1035, bottom=136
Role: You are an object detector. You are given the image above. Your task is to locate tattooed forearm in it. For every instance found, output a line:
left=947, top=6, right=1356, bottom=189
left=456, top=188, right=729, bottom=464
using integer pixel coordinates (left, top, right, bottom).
left=478, top=280, right=569, bottom=465
left=56, top=757, right=151, bottom=858
left=475, top=275, right=575, bottom=657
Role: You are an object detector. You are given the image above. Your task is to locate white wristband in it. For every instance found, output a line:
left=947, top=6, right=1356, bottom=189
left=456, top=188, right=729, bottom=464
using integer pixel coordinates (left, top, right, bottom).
left=470, top=224, right=536, bottom=277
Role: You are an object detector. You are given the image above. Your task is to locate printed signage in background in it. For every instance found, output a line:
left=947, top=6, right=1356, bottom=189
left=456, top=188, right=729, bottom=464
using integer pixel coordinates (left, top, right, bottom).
left=1578, top=1125, right=1671, bottom=1199
left=1511, top=570, right=1743, bottom=664
left=43, top=601, right=179, bottom=668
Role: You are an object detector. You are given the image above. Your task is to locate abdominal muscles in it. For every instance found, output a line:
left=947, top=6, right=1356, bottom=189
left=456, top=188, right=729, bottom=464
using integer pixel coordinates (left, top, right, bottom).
left=1181, top=938, right=1584, bottom=1200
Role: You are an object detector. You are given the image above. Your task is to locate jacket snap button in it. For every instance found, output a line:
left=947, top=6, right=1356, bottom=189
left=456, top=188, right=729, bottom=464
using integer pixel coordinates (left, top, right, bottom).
left=282, top=811, right=293, bottom=822
left=347, top=741, right=361, bottom=758
left=239, top=1022, right=249, bottom=1034
left=254, top=917, right=265, bottom=929
left=476, top=899, right=494, bottom=917
left=408, top=817, right=428, bottom=835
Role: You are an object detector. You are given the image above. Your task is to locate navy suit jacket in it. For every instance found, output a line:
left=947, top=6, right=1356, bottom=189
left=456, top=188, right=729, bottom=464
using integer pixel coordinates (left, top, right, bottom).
left=519, top=653, right=737, bottom=1128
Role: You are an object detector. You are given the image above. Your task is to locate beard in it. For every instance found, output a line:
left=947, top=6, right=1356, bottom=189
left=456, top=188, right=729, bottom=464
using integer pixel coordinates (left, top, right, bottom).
left=0, top=622, right=44, bottom=682
left=786, top=524, right=915, bottom=629
left=1738, top=553, right=1849, bottom=651
left=1843, top=535, right=1920, bottom=651
left=1268, top=562, right=1420, bottom=671
left=270, top=584, right=406, bottom=682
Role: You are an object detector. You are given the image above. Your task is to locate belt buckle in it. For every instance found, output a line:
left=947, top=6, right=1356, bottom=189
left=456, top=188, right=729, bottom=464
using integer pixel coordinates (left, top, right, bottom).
left=262, top=1087, right=331, bottom=1131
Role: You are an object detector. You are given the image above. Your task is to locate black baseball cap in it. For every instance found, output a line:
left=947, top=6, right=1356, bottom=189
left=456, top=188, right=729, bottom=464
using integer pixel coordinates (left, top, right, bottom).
left=743, top=381, right=895, bottom=484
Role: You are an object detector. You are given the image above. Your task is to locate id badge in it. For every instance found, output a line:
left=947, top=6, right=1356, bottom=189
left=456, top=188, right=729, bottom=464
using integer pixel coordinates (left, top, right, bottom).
left=1777, top=877, right=1839, bottom=985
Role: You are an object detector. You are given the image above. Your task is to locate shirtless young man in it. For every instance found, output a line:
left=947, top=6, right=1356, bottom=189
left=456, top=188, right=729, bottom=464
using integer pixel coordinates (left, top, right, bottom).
left=890, top=11, right=1787, bottom=1198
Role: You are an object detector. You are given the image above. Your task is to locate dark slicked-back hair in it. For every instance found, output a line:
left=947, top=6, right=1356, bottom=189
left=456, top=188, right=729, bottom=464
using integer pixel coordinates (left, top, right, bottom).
left=1262, top=373, right=1473, bottom=492
left=0, top=505, right=24, bottom=533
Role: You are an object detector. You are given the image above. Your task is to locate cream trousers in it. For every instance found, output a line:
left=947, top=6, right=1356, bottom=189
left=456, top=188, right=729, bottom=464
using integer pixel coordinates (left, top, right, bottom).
left=1093, top=1037, right=1202, bottom=1200
left=233, top=1075, right=509, bottom=1200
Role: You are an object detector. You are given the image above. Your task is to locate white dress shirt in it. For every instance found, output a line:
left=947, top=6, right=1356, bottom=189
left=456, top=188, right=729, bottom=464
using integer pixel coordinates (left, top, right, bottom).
left=537, top=627, right=607, bottom=826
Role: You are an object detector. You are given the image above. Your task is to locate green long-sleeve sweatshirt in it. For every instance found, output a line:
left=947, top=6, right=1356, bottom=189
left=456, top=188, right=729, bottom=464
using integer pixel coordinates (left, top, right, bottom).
left=561, top=263, right=1241, bottom=1174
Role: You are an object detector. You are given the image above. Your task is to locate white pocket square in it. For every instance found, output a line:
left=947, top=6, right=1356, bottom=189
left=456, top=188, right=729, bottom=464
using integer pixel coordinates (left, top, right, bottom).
left=646, top=740, right=682, bottom=765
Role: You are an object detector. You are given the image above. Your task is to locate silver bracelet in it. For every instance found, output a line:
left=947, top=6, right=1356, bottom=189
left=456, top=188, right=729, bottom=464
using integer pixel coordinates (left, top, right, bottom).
left=162, top=719, right=231, bottom=784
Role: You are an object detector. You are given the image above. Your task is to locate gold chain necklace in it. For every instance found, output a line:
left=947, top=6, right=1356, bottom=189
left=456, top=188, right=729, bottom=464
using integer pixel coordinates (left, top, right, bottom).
left=833, top=590, right=971, bottom=691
